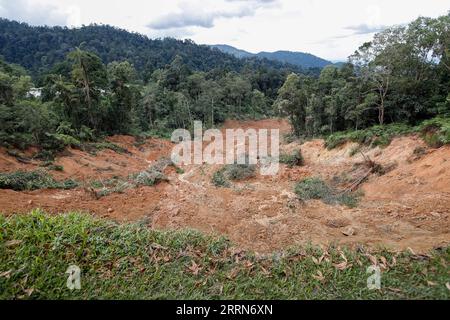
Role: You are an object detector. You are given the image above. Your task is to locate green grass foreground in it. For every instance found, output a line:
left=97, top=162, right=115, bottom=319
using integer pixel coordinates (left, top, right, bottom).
left=0, top=210, right=449, bottom=300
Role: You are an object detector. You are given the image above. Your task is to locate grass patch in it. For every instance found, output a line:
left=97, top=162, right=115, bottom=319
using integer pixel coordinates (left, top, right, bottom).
left=0, top=210, right=449, bottom=299
left=280, top=150, right=304, bottom=167
left=294, top=177, right=361, bottom=208
left=0, top=170, right=78, bottom=191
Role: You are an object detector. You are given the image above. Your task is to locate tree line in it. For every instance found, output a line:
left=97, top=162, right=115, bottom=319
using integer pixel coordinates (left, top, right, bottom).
left=0, top=45, right=287, bottom=151
left=1, top=14, right=449, bottom=153
left=0, top=19, right=308, bottom=80
left=275, top=14, right=450, bottom=136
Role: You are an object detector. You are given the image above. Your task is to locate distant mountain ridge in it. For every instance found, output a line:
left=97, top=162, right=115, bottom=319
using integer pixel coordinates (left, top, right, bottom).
left=210, top=44, right=333, bottom=69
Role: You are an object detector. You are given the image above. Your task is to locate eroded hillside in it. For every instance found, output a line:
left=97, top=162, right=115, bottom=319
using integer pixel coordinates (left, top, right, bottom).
left=0, top=119, right=449, bottom=253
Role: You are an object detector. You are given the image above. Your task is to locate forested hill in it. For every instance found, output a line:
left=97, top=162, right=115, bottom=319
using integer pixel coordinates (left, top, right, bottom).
left=0, top=19, right=305, bottom=79
left=211, top=44, right=333, bottom=68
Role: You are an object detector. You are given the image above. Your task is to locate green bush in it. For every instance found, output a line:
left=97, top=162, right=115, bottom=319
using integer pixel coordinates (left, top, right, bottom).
left=0, top=170, right=78, bottom=191
left=294, top=177, right=361, bottom=208
left=211, top=168, right=230, bottom=187
left=224, top=163, right=256, bottom=181
left=294, top=178, right=331, bottom=201
left=325, top=123, right=413, bottom=149
left=81, top=141, right=129, bottom=155
left=325, top=117, right=450, bottom=150
left=134, top=170, right=166, bottom=187
left=417, top=117, right=450, bottom=147
left=280, top=149, right=304, bottom=167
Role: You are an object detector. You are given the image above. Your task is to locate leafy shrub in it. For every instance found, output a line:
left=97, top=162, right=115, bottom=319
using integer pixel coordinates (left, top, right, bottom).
left=283, top=133, right=298, bottom=144
left=134, top=170, right=166, bottom=187
left=325, top=123, right=413, bottom=149
left=417, top=117, right=450, bottom=148
left=60, top=179, right=79, bottom=190
left=294, top=178, right=331, bottom=201
left=52, top=133, right=81, bottom=148
left=325, top=117, right=450, bottom=150
left=133, top=158, right=172, bottom=187
left=224, top=163, right=256, bottom=181
left=294, top=177, right=361, bottom=208
left=0, top=170, right=78, bottom=191
left=88, top=159, right=172, bottom=198
left=280, top=149, right=304, bottom=167
left=81, top=141, right=129, bottom=155
left=47, top=164, right=64, bottom=171
left=413, top=146, right=427, bottom=156
left=211, top=168, right=230, bottom=187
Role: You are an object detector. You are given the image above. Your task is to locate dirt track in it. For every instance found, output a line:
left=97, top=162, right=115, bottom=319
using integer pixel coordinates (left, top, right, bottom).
left=0, top=119, right=449, bottom=253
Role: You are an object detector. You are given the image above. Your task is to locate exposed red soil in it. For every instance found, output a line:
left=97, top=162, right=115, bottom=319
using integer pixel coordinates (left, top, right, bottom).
left=0, top=119, right=449, bottom=253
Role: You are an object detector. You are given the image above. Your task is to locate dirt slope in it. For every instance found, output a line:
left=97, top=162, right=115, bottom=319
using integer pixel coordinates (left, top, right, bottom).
left=0, top=119, right=449, bottom=253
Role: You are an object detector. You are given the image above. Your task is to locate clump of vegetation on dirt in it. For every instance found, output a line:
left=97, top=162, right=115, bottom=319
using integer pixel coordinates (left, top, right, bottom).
left=294, top=177, right=361, bottom=208
left=325, top=117, right=450, bottom=150
left=225, top=162, right=256, bottom=181
left=325, top=123, right=413, bottom=150
left=1, top=210, right=448, bottom=300
left=211, top=168, right=230, bottom=188
left=212, top=160, right=257, bottom=187
left=88, top=177, right=131, bottom=198
left=87, top=158, right=174, bottom=198
left=81, top=141, right=129, bottom=155
left=280, top=149, right=304, bottom=167
left=417, top=117, right=450, bottom=148
left=0, top=170, right=78, bottom=191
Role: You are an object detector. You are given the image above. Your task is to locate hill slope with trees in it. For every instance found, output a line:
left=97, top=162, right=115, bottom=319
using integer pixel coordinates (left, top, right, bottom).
left=0, top=19, right=305, bottom=80
left=275, top=14, right=450, bottom=142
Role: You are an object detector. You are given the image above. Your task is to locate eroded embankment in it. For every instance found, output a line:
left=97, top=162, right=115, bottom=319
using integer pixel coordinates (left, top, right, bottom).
left=0, top=119, right=449, bottom=253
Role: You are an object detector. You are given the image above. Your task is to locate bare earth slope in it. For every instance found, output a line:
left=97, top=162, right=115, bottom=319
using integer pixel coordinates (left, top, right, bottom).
left=0, top=119, right=449, bottom=253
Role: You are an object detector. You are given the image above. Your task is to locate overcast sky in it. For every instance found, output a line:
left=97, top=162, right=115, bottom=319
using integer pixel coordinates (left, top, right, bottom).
left=1, top=0, right=449, bottom=61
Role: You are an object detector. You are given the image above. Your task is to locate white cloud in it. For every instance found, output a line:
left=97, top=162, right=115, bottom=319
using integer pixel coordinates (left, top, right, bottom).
left=0, top=0, right=70, bottom=26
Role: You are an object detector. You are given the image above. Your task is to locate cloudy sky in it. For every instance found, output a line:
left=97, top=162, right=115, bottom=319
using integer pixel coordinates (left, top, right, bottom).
left=1, top=0, right=449, bottom=61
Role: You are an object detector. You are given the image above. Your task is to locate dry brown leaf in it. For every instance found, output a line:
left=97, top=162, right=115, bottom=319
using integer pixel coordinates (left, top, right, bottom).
left=187, top=260, right=202, bottom=276
left=5, top=240, right=23, bottom=247
left=0, top=270, right=12, bottom=278
left=427, top=281, right=437, bottom=286
left=260, top=266, right=270, bottom=276
left=227, top=268, right=239, bottom=280
left=312, top=270, right=325, bottom=281
left=24, top=288, right=34, bottom=296
left=446, top=282, right=450, bottom=291
left=342, top=227, right=355, bottom=236
left=333, top=261, right=348, bottom=270
left=312, top=257, right=319, bottom=265
left=244, top=261, right=254, bottom=269
left=151, top=243, right=168, bottom=250
left=389, top=256, right=397, bottom=267
left=366, top=254, right=378, bottom=266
